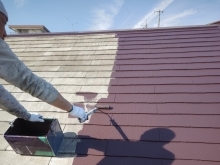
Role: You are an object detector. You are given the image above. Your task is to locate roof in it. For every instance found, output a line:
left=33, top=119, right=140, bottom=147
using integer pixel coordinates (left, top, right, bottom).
left=9, top=25, right=50, bottom=33
left=1, top=24, right=220, bottom=165
left=209, top=20, right=220, bottom=25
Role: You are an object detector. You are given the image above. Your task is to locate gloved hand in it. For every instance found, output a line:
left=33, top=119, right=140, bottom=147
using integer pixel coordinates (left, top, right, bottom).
left=28, top=113, right=44, bottom=122
left=69, top=105, right=87, bottom=122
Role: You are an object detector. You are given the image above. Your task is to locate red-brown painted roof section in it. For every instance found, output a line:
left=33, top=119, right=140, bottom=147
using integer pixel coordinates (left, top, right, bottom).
left=72, top=25, right=220, bottom=165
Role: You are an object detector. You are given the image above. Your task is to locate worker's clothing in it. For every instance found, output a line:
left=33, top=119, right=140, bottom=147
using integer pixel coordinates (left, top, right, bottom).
left=0, top=39, right=58, bottom=120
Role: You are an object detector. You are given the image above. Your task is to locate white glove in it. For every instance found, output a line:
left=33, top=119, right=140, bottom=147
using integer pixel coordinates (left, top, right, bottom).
left=69, top=105, right=87, bottom=121
left=28, top=113, right=44, bottom=122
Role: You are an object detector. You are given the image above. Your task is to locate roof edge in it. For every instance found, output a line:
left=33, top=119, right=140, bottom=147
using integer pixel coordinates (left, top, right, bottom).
left=6, top=24, right=219, bottom=37
left=208, top=20, right=220, bottom=25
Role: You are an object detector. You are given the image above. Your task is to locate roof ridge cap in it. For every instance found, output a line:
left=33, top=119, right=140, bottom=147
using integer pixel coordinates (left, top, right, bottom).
left=6, top=24, right=219, bottom=38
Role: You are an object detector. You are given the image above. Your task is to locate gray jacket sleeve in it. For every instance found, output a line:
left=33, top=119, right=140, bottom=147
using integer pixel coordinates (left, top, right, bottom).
left=0, top=39, right=59, bottom=119
left=0, top=85, right=31, bottom=120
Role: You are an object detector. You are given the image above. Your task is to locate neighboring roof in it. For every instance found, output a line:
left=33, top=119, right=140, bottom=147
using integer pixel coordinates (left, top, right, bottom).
left=209, top=20, right=220, bottom=25
left=0, top=24, right=220, bottom=165
left=9, top=25, right=50, bottom=33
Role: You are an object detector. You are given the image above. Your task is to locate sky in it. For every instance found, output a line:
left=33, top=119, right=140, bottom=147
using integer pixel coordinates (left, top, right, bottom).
left=2, top=0, right=220, bottom=34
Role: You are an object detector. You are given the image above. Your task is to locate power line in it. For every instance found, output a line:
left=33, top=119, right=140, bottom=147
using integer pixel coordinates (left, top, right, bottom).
left=66, top=17, right=77, bottom=30
left=154, top=10, right=164, bottom=27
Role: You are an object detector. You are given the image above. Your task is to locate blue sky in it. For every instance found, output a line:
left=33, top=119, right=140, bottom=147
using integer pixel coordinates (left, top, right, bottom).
left=2, top=0, right=220, bottom=34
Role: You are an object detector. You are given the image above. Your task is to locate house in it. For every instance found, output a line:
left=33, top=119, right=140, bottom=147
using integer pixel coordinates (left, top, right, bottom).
left=0, top=22, right=220, bottom=165
left=9, top=25, right=50, bottom=34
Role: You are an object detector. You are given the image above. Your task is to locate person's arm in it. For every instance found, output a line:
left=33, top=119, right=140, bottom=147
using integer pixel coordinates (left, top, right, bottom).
left=0, top=39, right=86, bottom=121
left=49, top=93, right=72, bottom=112
left=0, top=85, right=44, bottom=122
left=0, top=39, right=59, bottom=104
left=0, top=84, right=31, bottom=120
left=50, top=93, right=87, bottom=121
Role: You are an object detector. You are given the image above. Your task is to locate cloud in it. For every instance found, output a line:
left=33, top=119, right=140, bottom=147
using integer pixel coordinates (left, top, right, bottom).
left=14, top=0, right=29, bottom=8
left=89, top=0, right=124, bottom=30
left=133, top=0, right=174, bottom=28
left=161, top=9, right=197, bottom=27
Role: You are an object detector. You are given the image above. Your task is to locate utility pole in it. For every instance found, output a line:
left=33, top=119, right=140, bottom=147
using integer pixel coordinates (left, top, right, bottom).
left=142, top=19, right=148, bottom=28
left=154, top=10, right=163, bottom=27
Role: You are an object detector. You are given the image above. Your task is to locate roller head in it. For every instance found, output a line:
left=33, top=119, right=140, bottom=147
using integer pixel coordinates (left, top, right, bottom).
left=95, top=105, right=113, bottom=110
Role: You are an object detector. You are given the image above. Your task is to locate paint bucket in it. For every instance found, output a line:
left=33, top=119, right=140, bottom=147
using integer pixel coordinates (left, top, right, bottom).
left=4, top=118, right=64, bottom=156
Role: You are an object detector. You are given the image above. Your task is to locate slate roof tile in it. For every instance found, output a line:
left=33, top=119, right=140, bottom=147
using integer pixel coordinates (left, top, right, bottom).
left=75, top=139, right=107, bottom=156
left=155, top=84, right=220, bottom=93
left=162, top=159, right=220, bottom=165
left=110, top=114, right=220, bottom=128
left=78, top=125, right=159, bottom=141
left=157, top=103, right=220, bottom=114
left=163, top=142, right=220, bottom=161
left=160, top=127, right=220, bottom=143
left=73, top=155, right=162, bottom=165
left=106, top=140, right=175, bottom=159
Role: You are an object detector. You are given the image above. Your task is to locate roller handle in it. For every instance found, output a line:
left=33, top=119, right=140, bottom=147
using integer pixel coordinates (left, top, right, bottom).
left=95, top=105, right=113, bottom=109
left=78, top=105, right=113, bottom=123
